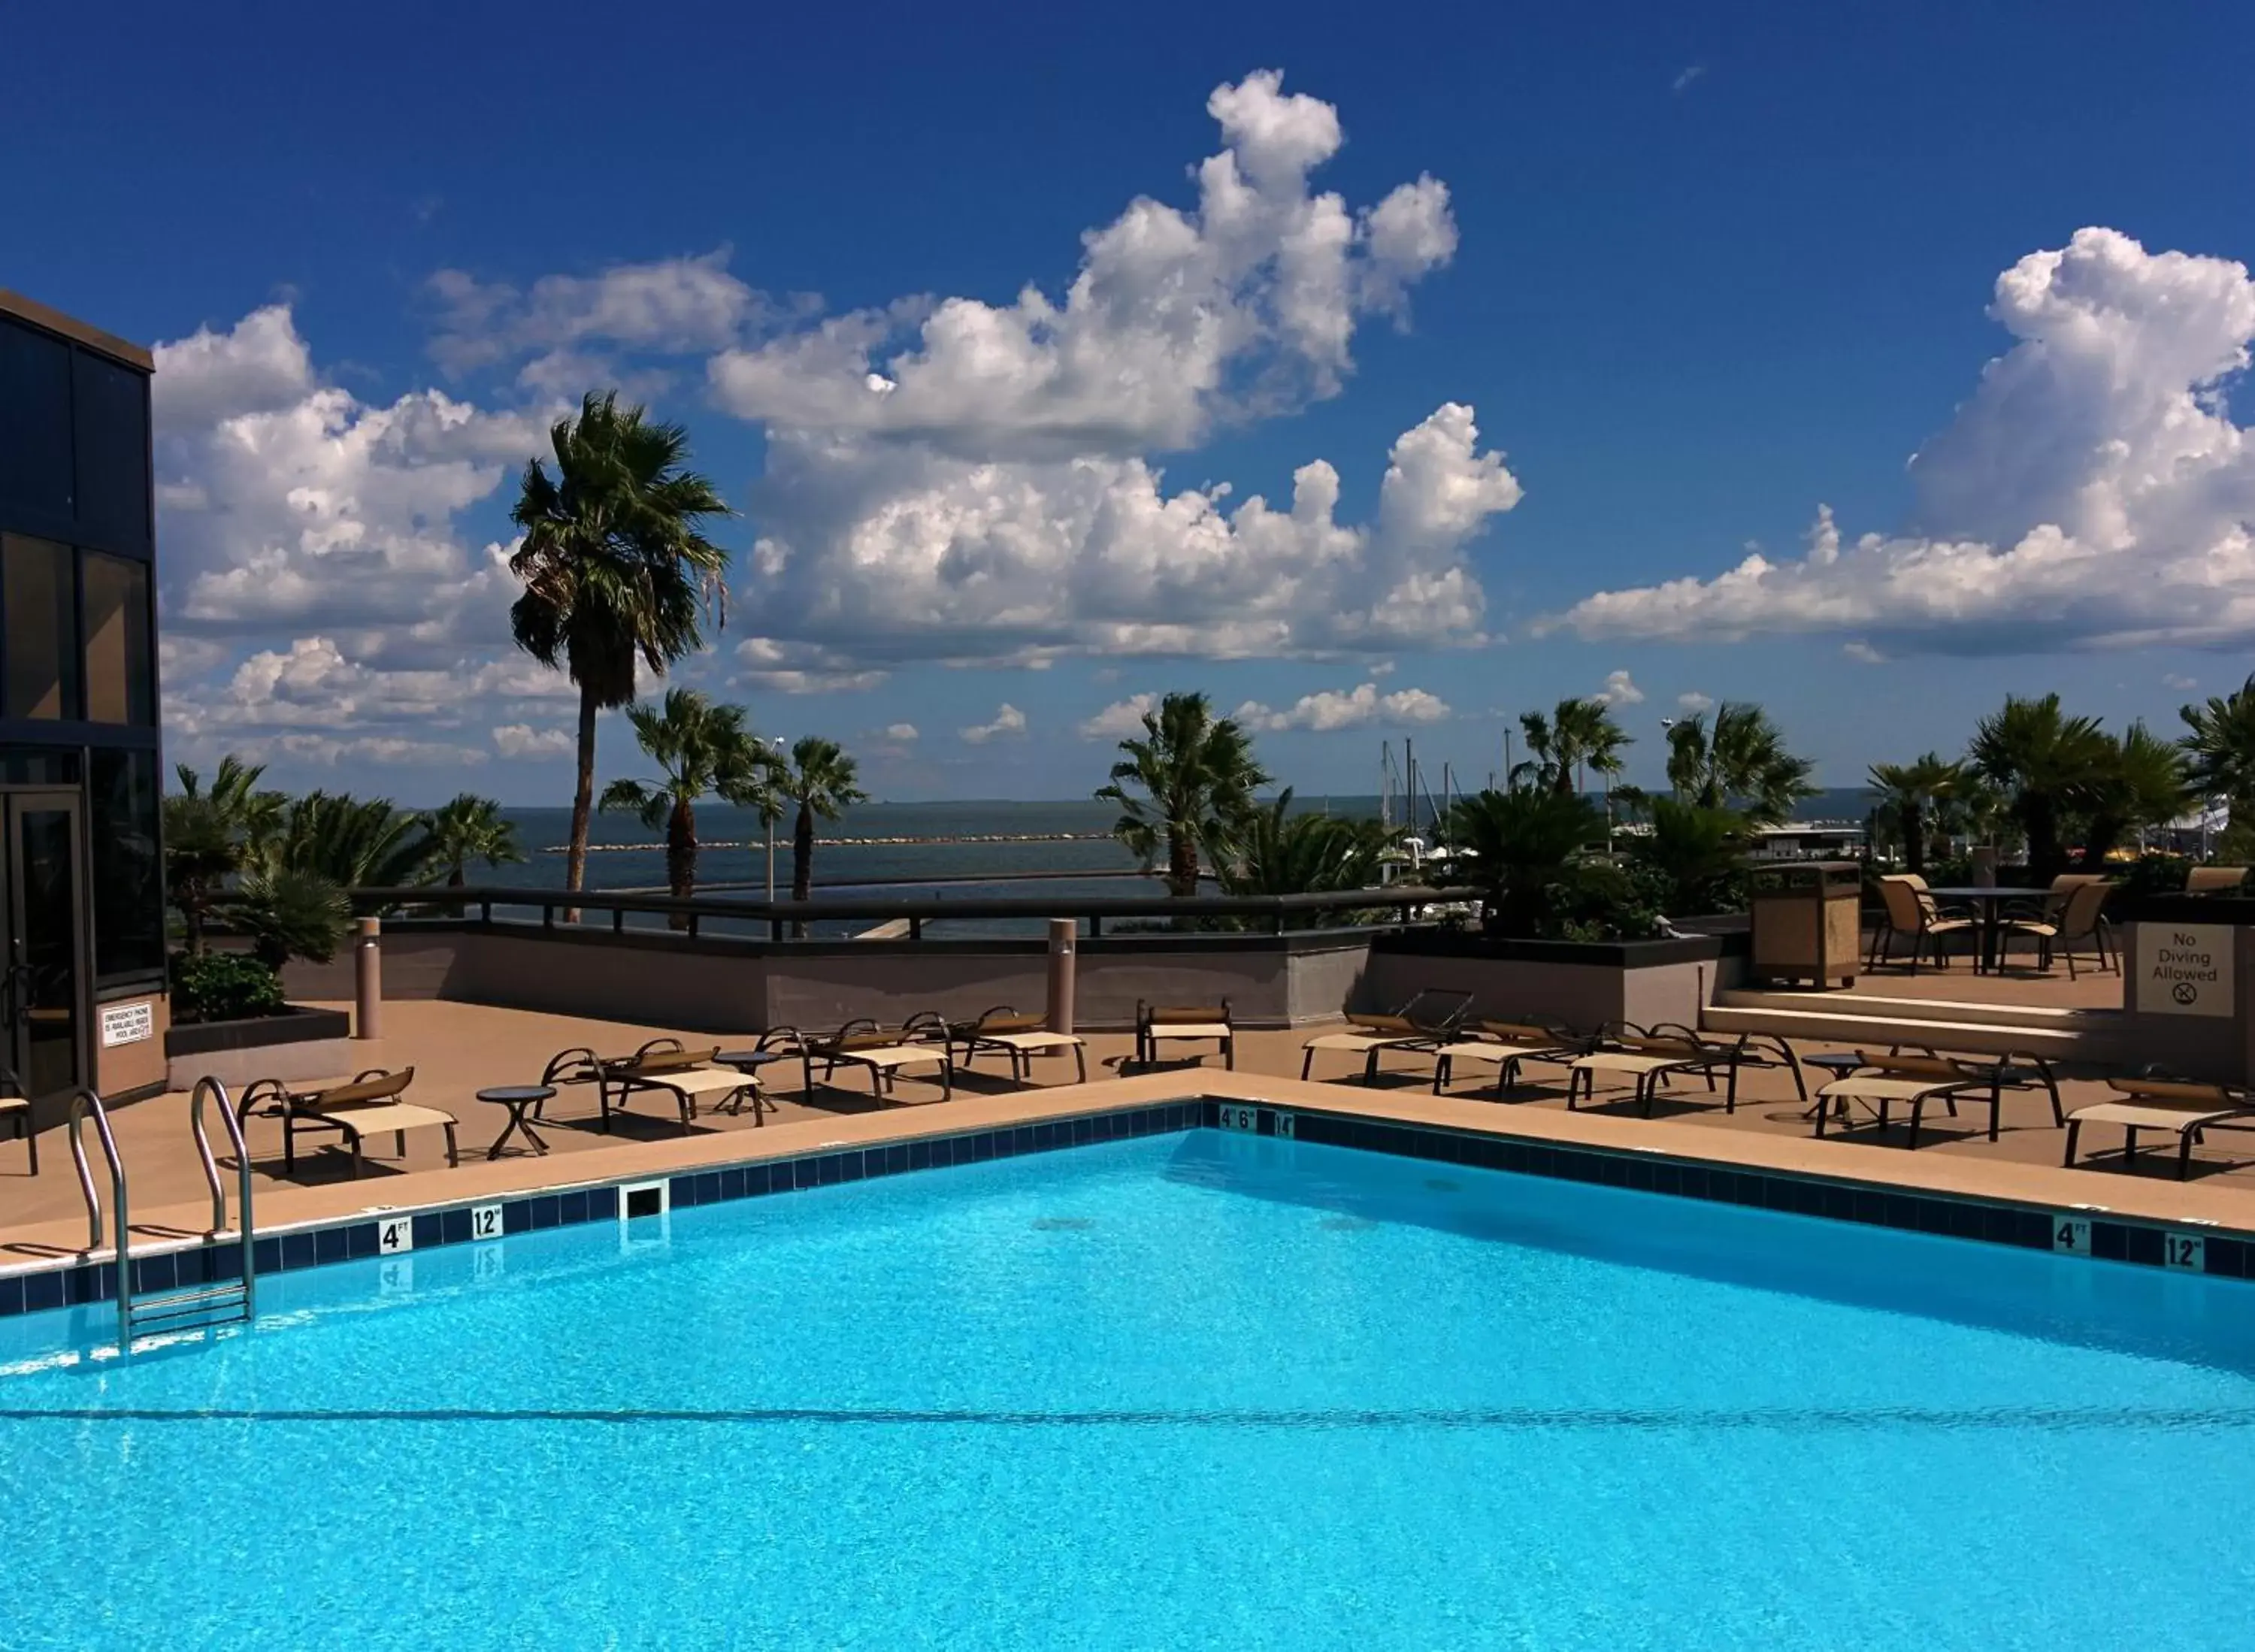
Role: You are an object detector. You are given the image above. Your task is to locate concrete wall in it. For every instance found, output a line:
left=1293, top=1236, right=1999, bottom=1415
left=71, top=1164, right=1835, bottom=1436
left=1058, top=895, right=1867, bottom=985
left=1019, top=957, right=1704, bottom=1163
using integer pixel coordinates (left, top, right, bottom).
left=1355, top=948, right=1722, bottom=1032
left=91, top=991, right=168, bottom=1097
left=286, top=924, right=1378, bottom=1032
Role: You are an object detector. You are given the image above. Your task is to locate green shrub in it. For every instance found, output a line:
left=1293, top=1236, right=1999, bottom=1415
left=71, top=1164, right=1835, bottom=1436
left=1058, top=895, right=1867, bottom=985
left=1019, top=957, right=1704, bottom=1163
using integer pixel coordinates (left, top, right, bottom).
left=171, top=950, right=286, bottom=1024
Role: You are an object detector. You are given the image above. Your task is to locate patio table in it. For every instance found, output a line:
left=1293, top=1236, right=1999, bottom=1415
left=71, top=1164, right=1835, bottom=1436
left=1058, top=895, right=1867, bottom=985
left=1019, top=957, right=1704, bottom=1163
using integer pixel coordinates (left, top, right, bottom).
left=1920, top=887, right=2037, bottom=974
left=474, top=1085, right=554, bottom=1160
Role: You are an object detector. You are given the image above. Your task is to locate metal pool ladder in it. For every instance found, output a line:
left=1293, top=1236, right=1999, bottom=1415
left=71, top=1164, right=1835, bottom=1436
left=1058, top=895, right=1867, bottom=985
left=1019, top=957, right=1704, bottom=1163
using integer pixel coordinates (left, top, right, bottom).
left=68, top=1079, right=259, bottom=1352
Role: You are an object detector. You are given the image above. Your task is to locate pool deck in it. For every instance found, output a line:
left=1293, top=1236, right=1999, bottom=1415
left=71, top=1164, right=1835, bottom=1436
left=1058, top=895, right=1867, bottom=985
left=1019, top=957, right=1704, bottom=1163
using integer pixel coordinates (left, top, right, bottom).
left=5, top=996, right=2253, bottom=1266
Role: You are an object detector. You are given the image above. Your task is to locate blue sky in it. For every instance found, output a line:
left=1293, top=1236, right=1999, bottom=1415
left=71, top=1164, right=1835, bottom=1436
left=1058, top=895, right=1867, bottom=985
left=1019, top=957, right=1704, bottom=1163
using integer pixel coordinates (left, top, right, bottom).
left=8, top=2, right=2253, bottom=802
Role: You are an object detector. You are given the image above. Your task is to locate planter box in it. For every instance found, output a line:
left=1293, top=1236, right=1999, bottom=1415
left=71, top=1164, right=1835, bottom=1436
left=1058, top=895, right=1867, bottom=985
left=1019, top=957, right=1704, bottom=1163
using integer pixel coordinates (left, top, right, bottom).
left=166, top=1005, right=355, bottom=1092
left=1358, top=929, right=1743, bottom=1031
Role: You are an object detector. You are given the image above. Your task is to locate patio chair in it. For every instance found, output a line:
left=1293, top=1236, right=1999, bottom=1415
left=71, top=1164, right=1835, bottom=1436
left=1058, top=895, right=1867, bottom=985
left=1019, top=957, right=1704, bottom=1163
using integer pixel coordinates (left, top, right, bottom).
left=1999, top=879, right=2115, bottom=978
left=1, top=1064, right=31, bottom=1175
left=948, top=1006, right=1088, bottom=1085
left=1565, top=1025, right=1763, bottom=1117
left=239, top=1067, right=459, bottom=1178
left=2064, top=1073, right=2255, bottom=1179
left=1810, top=1052, right=2001, bottom=1150
left=543, top=1039, right=763, bottom=1134
left=1136, top=1001, right=1234, bottom=1069
left=782, top=1015, right=955, bottom=1103
left=1299, top=988, right=1474, bottom=1084
left=1429, top=1016, right=1590, bottom=1100
left=2187, top=865, right=2247, bottom=894
left=1867, top=876, right=1975, bottom=973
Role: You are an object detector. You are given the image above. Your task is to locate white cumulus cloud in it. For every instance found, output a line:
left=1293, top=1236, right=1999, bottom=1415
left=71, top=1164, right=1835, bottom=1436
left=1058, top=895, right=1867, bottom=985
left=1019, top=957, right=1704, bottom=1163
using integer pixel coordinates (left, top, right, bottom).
left=1233, top=682, right=1450, bottom=732
left=1079, top=694, right=1160, bottom=740
left=1589, top=669, right=1643, bottom=705
left=958, top=703, right=1028, bottom=744
left=492, top=725, right=575, bottom=759
left=1676, top=690, right=1715, bottom=712
left=1551, top=228, right=2255, bottom=655
left=710, top=71, right=1509, bottom=671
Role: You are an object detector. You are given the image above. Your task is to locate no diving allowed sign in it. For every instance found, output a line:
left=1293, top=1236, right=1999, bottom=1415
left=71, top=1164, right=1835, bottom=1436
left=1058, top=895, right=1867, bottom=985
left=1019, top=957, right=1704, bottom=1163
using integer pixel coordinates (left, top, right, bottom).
left=2140, top=924, right=2234, bottom=1017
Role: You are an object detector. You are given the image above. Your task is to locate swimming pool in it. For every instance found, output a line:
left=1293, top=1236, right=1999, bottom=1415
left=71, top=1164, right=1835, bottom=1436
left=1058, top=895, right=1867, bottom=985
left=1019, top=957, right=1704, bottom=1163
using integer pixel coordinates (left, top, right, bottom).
left=4, top=1127, right=2251, bottom=1650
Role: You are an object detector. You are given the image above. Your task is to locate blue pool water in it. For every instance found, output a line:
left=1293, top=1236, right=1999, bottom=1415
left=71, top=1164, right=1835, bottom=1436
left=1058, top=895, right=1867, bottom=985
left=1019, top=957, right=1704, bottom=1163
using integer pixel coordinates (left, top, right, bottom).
left=4, top=1130, right=2253, bottom=1650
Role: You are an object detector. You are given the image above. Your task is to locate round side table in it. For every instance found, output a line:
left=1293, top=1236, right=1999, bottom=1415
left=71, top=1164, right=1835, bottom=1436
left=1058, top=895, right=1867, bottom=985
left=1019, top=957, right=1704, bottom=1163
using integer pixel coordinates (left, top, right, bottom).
left=475, top=1085, right=555, bottom=1160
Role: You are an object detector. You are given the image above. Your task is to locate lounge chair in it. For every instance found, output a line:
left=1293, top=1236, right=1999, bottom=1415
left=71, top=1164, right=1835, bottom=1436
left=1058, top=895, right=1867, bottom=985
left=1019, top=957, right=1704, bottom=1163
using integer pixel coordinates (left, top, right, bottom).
left=1299, top=989, right=1473, bottom=1083
left=1136, top=1001, right=1234, bottom=1069
left=1, top=1065, right=30, bottom=1174
left=543, top=1039, right=764, bottom=1134
left=1999, top=879, right=2114, bottom=977
left=1428, top=1017, right=1589, bottom=1100
left=2064, top=1073, right=2255, bottom=1178
left=948, top=1007, right=1088, bottom=1085
left=1810, top=1052, right=2001, bottom=1149
left=2187, top=865, right=2248, bottom=894
left=783, top=1015, right=955, bottom=1103
left=239, top=1067, right=459, bottom=1177
left=1565, top=1025, right=1765, bottom=1117
left=1867, top=876, right=1975, bottom=973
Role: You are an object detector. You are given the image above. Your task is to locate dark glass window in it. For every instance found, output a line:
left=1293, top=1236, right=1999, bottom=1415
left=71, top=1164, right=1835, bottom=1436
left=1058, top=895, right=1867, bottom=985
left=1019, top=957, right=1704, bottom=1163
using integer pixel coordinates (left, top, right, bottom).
left=71, top=351, right=150, bottom=547
left=0, top=318, right=74, bottom=521
left=89, top=747, right=165, bottom=983
left=0, top=748, right=80, bottom=785
left=83, top=552, right=153, bottom=724
left=3, top=534, right=79, bottom=719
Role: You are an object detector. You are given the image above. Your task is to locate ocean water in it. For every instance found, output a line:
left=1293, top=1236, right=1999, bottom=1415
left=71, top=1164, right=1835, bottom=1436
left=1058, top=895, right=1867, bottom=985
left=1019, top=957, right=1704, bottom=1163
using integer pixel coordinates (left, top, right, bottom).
left=2, top=1129, right=2248, bottom=1650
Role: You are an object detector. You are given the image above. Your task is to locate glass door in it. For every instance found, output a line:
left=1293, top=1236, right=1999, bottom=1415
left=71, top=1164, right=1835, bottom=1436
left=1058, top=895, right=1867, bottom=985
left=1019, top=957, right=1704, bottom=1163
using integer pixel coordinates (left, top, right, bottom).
left=2, top=792, right=86, bottom=1100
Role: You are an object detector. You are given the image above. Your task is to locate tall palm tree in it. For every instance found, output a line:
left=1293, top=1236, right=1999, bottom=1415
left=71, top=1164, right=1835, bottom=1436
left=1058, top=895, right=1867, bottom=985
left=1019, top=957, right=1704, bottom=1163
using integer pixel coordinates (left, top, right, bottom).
left=1510, top=699, right=1629, bottom=796
left=2079, top=722, right=2192, bottom=867
left=600, top=689, right=779, bottom=912
left=1665, top=703, right=1815, bottom=824
left=263, top=793, right=436, bottom=888
left=1866, top=753, right=1966, bottom=876
left=174, top=755, right=286, bottom=860
left=1095, top=691, right=1270, bottom=897
left=781, top=737, right=867, bottom=906
left=2179, top=673, right=2255, bottom=812
left=508, top=390, right=734, bottom=906
left=1967, top=692, right=2110, bottom=880
left=425, top=794, right=527, bottom=888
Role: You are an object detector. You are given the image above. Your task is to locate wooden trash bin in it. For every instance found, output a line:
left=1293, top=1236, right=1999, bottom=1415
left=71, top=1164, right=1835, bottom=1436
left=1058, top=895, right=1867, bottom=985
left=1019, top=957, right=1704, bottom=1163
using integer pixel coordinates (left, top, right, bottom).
left=1748, top=861, right=1861, bottom=988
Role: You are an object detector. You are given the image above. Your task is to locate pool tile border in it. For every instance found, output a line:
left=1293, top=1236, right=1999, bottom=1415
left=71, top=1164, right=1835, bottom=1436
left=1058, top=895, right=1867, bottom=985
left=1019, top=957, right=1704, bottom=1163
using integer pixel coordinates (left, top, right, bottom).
left=2, top=1094, right=2247, bottom=1324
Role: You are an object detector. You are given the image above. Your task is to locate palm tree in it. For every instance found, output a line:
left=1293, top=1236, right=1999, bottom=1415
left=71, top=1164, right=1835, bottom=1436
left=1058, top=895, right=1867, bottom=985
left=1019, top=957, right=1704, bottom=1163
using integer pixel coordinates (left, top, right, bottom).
left=1631, top=797, right=1748, bottom=916
left=1218, top=792, right=1391, bottom=897
left=1967, top=693, right=2110, bottom=880
left=1444, top=788, right=1606, bottom=937
left=508, top=390, right=734, bottom=906
left=2078, top=722, right=2191, bottom=867
left=1094, top=691, right=1270, bottom=897
left=264, top=793, right=436, bottom=888
left=1510, top=699, right=1630, bottom=797
left=2179, top=673, right=2255, bottom=814
left=162, top=793, right=240, bottom=956
left=599, top=689, right=779, bottom=914
left=1665, top=702, right=1815, bottom=824
left=781, top=737, right=867, bottom=906
left=425, top=794, right=526, bottom=888
left=1866, top=753, right=1966, bottom=876
left=174, top=755, right=286, bottom=859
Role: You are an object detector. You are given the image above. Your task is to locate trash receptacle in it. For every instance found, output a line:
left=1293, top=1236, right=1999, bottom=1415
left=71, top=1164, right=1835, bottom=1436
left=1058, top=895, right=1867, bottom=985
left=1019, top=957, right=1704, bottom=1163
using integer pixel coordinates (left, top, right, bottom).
left=1747, top=861, right=1862, bottom=988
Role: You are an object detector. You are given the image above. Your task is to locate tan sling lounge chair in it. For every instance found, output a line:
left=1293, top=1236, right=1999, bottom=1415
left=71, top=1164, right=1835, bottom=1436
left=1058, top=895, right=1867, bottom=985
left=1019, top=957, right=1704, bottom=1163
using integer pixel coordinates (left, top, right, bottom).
left=1, top=1064, right=31, bottom=1175
left=947, top=1008, right=1088, bottom=1086
left=1299, top=989, right=1474, bottom=1084
left=1137, top=1001, right=1234, bottom=1069
left=1811, top=1052, right=2002, bottom=1150
left=1428, top=1018, right=1589, bottom=1100
left=543, top=1039, right=766, bottom=1134
left=1566, top=1025, right=1781, bottom=1117
left=785, top=1015, right=955, bottom=1103
left=2064, top=1075, right=2255, bottom=1179
left=240, top=1067, right=459, bottom=1177
left=1867, top=876, right=1976, bottom=973
left=1999, top=879, right=2116, bottom=978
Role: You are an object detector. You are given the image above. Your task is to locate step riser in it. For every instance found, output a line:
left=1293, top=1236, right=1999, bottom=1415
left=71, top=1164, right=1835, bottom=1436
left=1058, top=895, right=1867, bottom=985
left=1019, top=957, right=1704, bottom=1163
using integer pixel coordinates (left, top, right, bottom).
left=1715, top=991, right=2103, bottom=1033
left=1703, top=1006, right=2111, bottom=1060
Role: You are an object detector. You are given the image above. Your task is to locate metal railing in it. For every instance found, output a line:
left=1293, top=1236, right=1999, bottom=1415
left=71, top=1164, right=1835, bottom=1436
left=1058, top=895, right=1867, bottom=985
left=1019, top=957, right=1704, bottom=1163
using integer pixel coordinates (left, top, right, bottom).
left=63, top=1081, right=259, bottom=1354
left=350, top=882, right=1481, bottom=942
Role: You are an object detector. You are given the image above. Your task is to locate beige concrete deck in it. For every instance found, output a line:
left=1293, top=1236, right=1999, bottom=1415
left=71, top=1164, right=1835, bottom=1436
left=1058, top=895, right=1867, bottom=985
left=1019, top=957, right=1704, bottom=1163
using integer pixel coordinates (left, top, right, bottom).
left=4, top=996, right=2250, bottom=1266
left=1833, top=963, right=2123, bottom=1011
